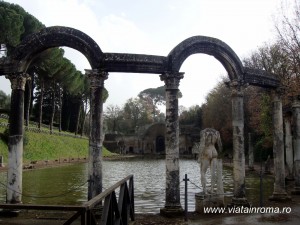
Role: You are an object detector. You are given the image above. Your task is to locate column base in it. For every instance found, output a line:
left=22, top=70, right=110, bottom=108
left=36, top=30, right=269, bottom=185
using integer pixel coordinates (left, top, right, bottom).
left=160, top=205, right=184, bottom=217
left=269, top=192, right=291, bottom=201
left=195, top=193, right=224, bottom=213
left=291, top=187, right=300, bottom=195
left=228, top=197, right=251, bottom=208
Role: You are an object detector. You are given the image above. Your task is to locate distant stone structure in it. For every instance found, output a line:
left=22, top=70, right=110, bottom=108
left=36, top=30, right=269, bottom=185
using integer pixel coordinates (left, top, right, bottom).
left=103, top=123, right=200, bottom=155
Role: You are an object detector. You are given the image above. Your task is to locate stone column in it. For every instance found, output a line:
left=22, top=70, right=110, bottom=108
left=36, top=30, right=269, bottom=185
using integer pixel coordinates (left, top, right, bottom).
left=292, top=95, right=300, bottom=194
left=248, top=133, right=254, bottom=171
left=160, top=72, right=184, bottom=215
left=284, top=113, right=293, bottom=181
left=86, top=69, right=108, bottom=200
left=5, top=73, right=29, bottom=203
left=230, top=80, right=249, bottom=206
left=269, top=88, right=290, bottom=200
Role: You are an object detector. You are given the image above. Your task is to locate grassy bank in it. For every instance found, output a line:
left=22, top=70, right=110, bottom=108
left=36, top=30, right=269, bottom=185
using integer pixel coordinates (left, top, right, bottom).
left=0, top=126, right=116, bottom=163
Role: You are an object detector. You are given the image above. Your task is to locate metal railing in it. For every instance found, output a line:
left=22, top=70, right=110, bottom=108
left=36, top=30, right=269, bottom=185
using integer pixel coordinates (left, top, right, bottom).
left=0, top=175, right=134, bottom=225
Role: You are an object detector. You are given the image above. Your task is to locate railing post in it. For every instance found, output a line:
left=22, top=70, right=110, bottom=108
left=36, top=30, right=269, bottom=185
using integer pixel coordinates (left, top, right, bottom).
left=183, top=174, right=189, bottom=222
left=81, top=210, right=86, bottom=225
left=128, top=175, right=135, bottom=221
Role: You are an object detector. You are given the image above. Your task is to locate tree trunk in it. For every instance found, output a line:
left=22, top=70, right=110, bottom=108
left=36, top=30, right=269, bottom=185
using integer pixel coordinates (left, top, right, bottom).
left=75, top=99, right=81, bottom=135
left=58, top=85, right=62, bottom=132
left=80, top=96, right=88, bottom=136
left=49, top=81, right=56, bottom=134
left=24, top=78, right=32, bottom=127
left=38, top=79, right=44, bottom=129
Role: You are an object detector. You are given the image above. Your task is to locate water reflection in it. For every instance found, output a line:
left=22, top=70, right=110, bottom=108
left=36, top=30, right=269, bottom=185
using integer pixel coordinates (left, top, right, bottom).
left=0, top=159, right=274, bottom=214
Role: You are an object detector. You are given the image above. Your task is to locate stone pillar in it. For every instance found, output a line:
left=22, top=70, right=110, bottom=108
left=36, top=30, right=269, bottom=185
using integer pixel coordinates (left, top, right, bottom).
left=284, top=113, right=293, bottom=180
left=292, top=95, right=300, bottom=194
left=269, top=89, right=290, bottom=200
left=160, top=72, right=184, bottom=215
left=86, top=69, right=108, bottom=200
left=230, top=80, right=249, bottom=206
left=5, top=73, right=29, bottom=203
left=248, top=133, right=254, bottom=171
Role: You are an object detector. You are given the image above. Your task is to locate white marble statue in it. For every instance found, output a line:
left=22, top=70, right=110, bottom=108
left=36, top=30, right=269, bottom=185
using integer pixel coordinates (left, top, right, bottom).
left=194, top=128, right=223, bottom=195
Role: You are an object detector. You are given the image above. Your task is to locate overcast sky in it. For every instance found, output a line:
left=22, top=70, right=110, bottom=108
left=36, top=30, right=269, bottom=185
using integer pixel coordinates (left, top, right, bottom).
left=0, top=0, right=284, bottom=109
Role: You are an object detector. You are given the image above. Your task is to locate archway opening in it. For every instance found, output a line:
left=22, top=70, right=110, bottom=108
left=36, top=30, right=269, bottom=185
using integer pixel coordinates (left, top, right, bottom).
left=179, top=54, right=227, bottom=107
left=156, top=135, right=165, bottom=154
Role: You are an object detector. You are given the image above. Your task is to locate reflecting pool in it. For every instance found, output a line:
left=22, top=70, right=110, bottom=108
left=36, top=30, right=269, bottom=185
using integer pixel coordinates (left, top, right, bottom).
left=0, top=159, right=274, bottom=214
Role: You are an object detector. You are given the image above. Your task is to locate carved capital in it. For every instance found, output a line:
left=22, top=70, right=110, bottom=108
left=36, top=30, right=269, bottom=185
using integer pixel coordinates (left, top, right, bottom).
left=271, top=86, right=285, bottom=102
left=5, top=73, right=30, bottom=91
left=85, top=69, right=108, bottom=88
left=230, top=79, right=244, bottom=97
left=160, top=72, right=184, bottom=89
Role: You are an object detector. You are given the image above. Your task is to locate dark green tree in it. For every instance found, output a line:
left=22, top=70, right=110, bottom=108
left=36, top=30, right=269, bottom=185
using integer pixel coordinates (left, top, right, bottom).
left=0, top=3, right=24, bottom=53
left=179, top=104, right=202, bottom=128
left=0, top=90, right=10, bottom=110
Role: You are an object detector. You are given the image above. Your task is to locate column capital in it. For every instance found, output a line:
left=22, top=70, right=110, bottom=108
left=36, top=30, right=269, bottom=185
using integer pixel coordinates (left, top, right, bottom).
left=271, top=87, right=285, bottom=103
left=230, top=79, right=244, bottom=97
left=85, top=69, right=108, bottom=88
left=5, top=73, right=30, bottom=91
left=160, top=71, right=184, bottom=89
left=272, top=86, right=285, bottom=97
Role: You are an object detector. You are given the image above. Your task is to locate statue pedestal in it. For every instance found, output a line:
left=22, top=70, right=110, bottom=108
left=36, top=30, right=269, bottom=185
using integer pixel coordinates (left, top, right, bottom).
left=195, top=193, right=224, bottom=213
left=228, top=197, right=251, bottom=207
left=160, top=206, right=184, bottom=217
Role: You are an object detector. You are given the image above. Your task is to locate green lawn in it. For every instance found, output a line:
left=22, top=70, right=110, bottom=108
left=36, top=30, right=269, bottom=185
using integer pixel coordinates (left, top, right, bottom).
left=0, top=125, right=116, bottom=163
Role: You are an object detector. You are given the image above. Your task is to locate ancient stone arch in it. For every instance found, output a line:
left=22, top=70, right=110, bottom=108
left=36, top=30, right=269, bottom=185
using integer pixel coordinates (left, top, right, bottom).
left=0, top=25, right=288, bottom=214
left=11, top=26, right=103, bottom=71
left=167, top=36, right=244, bottom=80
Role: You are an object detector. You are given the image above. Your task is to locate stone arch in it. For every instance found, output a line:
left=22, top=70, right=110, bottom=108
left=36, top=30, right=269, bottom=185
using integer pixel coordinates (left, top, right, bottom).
left=11, top=26, right=103, bottom=71
left=167, top=36, right=244, bottom=80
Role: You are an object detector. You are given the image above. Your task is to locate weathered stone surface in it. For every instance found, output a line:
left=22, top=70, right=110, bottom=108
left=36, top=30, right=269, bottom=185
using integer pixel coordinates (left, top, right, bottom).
left=195, top=193, right=224, bottom=213
left=160, top=72, right=183, bottom=215
left=244, top=67, right=280, bottom=88
left=230, top=80, right=248, bottom=206
left=269, top=89, right=290, bottom=201
left=0, top=26, right=280, bottom=91
left=6, top=73, right=29, bottom=204
left=196, top=128, right=223, bottom=195
left=292, top=160, right=300, bottom=195
left=167, top=36, right=244, bottom=80
left=104, top=53, right=166, bottom=74
left=86, top=69, right=108, bottom=200
left=292, top=96, right=300, bottom=194
left=284, top=115, right=294, bottom=180
left=11, top=26, right=103, bottom=71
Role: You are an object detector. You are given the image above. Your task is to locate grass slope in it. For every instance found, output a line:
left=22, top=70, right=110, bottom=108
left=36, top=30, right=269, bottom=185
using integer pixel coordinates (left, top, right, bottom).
left=0, top=126, right=116, bottom=163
